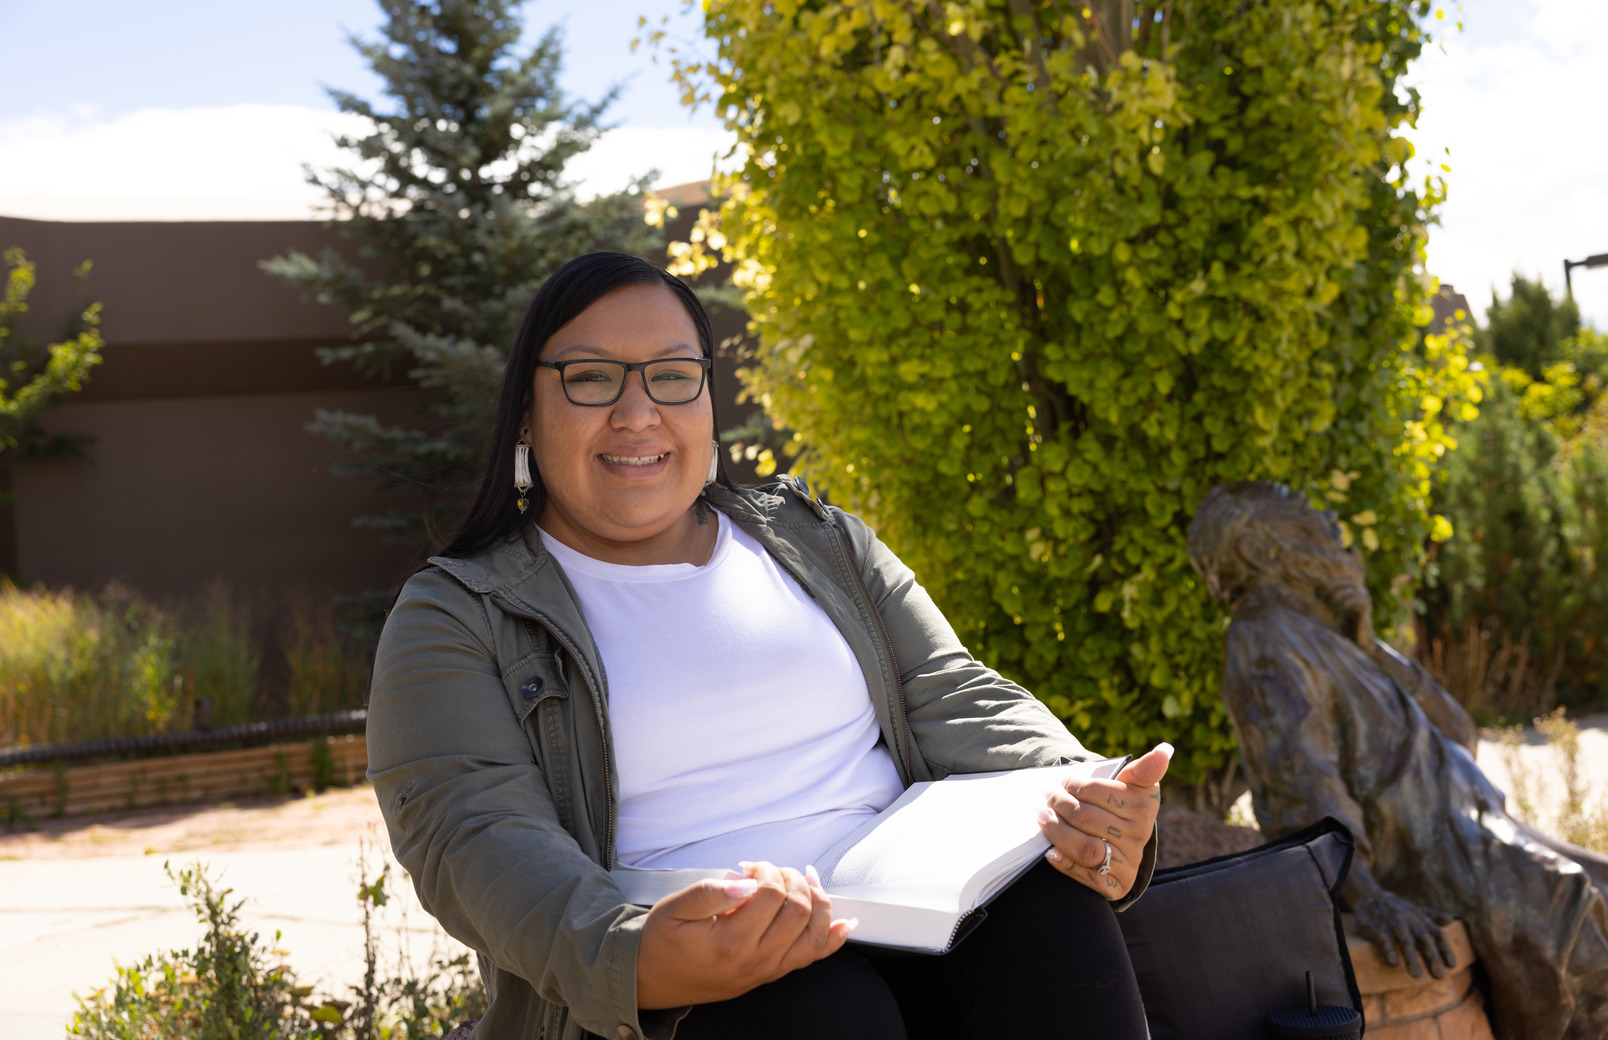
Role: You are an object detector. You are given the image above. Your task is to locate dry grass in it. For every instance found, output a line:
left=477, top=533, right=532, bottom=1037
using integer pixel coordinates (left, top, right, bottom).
left=0, top=582, right=369, bottom=750
left=283, top=596, right=369, bottom=718
left=1429, top=620, right=1564, bottom=724
left=178, top=584, right=260, bottom=729
left=0, top=581, right=186, bottom=747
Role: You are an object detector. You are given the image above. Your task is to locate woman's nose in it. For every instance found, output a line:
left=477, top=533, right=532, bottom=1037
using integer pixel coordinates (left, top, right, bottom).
left=608, top=373, right=661, bottom=428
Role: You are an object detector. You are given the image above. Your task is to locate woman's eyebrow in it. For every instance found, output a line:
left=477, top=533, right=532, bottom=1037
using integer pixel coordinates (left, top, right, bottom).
left=547, top=341, right=701, bottom=360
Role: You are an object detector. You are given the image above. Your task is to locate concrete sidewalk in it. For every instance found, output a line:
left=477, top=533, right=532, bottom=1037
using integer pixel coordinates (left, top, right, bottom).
left=1473, top=712, right=1608, bottom=833
left=0, top=787, right=458, bottom=1039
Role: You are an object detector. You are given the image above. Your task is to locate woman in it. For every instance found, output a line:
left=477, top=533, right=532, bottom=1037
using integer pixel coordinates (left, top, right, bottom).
left=367, top=253, right=1170, bottom=1040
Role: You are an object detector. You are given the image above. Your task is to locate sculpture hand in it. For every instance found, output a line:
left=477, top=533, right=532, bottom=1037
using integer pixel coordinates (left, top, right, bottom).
left=1353, top=888, right=1456, bottom=979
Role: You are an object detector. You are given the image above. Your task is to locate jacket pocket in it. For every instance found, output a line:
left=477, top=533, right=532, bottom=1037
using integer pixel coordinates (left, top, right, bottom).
left=500, top=650, right=568, bottom=724
left=501, top=651, right=578, bottom=836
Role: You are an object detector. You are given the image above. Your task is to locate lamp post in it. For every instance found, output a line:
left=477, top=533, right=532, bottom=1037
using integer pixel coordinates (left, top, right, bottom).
left=1564, top=253, right=1608, bottom=297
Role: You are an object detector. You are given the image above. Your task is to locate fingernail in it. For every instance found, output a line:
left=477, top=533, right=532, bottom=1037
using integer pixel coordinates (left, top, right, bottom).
left=723, top=879, right=758, bottom=900
left=1045, top=848, right=1063, bottom=863
left=1156, top=742, right=1175, bottom=759
left=1036, top=807, right=1057, bottom=826
left=804, top=864, right=823, bottom=890
left=845, top=917, right=859, bottom=931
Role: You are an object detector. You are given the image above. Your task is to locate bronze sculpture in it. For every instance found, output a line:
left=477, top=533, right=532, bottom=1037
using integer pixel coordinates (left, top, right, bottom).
left=1187, top=481, right=1608, bottom=1040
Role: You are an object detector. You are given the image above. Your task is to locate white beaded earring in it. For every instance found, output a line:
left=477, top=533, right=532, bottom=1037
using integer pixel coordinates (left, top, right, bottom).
left=707, top=441, right=719, bottom=484
left=514, top=439, right=534, bottom=513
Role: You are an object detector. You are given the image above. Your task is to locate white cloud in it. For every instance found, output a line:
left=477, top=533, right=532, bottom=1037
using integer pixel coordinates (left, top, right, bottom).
left=563, top=125, right=738, bottom=198
left=1407, top=0, right=1608, bottom=330
left=0, top=104, right=734, bottom=222
left=0, top=105, right=362, bottom=220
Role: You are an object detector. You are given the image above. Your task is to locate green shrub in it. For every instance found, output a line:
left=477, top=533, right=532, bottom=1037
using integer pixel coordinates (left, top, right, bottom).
left=69, top=864, right=315, bottom=1040
left=70, top=857, right=484, bottom=1040
left=1425, top=333, right=1608, bottom=718
left=667, top=0, right=1478, bottom=783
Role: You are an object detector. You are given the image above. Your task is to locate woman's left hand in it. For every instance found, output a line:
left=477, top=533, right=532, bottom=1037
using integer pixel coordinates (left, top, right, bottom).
left=1037, top=743, right=1173, bottom=901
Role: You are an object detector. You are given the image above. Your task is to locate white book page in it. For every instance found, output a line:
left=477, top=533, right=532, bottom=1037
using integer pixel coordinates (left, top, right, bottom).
left=607, top=873, right=962, bottom=952
left=826, top=894, right=958, bottom=952
left=814, top=760, right=1126, bottom=909
left=610, top=866, right=742, bottom=906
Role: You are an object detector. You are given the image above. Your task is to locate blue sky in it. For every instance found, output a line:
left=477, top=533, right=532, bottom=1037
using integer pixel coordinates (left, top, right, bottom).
left=0, top=1, right=720, bottom=129
left=0, top=0, right=1604, bottom=328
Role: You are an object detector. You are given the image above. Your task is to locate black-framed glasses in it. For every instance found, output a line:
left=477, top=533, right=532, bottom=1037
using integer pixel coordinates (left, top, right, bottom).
left=535, top=357, right=713, bottom=406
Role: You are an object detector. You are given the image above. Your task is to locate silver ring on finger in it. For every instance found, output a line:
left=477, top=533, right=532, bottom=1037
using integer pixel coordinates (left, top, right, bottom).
left=1097, top=840, right=1113, bottom=876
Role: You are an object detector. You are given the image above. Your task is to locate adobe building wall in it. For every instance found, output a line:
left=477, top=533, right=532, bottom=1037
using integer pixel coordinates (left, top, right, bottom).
left=0, top=216, right=425, bottom=599
left=18, top=388, right=428, bottom=598
left=0, top=208, right=763, bottom=602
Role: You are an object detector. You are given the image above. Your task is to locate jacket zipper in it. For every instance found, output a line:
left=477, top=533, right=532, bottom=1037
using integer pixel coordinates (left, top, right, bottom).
left=492, top=596, right=616, bottom=867
left=833, top=524, right=914, bottom=783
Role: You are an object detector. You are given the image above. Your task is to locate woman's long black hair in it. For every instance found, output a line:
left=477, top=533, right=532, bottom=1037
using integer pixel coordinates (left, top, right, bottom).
left=436, top=252, right=734, bottom=561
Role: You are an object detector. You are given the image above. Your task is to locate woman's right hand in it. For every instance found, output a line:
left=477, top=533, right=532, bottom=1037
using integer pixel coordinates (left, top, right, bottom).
left=635, top=861, right=856, bottom=1009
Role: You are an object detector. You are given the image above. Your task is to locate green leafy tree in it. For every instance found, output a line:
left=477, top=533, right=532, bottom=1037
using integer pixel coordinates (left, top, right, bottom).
left=666, top=0, right=1481, bottom=786
left=266, top=0, right=663, bottom=546
left=0, top=249, right=103, bottom=465
left=0, top=248, right=103, bottom=577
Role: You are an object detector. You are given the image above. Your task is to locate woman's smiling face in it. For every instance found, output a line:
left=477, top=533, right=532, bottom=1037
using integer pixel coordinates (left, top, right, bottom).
left=523, top=281, right=716, bottom=565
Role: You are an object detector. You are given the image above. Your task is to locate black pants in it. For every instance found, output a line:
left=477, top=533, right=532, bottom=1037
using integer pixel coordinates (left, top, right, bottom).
left=671, top=862, right=1149, bottom=1040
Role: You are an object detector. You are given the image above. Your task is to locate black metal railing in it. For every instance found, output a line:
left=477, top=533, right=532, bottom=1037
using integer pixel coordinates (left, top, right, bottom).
left=0, top=710, right=367, bottom=769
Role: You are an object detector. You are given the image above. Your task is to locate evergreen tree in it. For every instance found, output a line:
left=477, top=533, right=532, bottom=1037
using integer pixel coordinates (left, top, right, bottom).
left=1424, top=280, right=1608, bottom=713
left=266, top=0, right=663, bottom=546
left=1479, top=274, right=1584, bottom=379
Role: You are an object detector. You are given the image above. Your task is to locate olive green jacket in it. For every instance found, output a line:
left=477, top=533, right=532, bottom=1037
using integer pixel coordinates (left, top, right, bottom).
left=366, top=479, right=1155, bottom=1040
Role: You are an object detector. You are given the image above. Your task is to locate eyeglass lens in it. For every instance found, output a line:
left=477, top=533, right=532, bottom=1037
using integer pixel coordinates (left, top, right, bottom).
left=560, top=359, right=706, bottom=405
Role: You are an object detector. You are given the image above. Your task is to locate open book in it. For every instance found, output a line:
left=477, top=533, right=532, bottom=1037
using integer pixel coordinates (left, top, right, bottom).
left=610, top=757, right=1130, bottom=954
